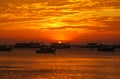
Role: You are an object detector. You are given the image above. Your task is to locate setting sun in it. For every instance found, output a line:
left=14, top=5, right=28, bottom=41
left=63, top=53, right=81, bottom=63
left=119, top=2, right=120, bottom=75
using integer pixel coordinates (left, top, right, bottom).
left=0, top=0, right=120, bottom=79
left=58, top=41, right=62, bottom=44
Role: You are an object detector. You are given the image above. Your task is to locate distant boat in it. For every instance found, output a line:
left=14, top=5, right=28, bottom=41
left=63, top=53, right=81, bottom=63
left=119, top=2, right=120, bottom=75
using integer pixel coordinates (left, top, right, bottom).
left=0, top=45, right=12, bottom=51
left=86, top=42, right=99, bottom=48
left=97, top=45, right=115, bottom=52
left=36, top=45, right=56, bottom=54
left=14, top=42, right=43, bottom=48
left=113, top=44, right=120, bottom=48
left=51, top=41, right=71, bottom=49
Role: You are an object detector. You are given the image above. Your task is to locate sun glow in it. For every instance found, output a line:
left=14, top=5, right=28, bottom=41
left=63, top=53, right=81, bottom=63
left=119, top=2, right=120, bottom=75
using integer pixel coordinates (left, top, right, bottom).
left=47, top=31, right=78, bottom=42
left=58, top=40, right=62, bottom=44
left=0, top=0, right=120, bottom=43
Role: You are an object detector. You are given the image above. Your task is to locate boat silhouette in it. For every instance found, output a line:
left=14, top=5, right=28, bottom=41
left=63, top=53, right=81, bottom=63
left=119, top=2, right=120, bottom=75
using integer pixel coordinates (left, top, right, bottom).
left=0, top=45, right=12, bottom=51
left=97, top=44, right=115, bottom=52
left=36, top=45, right=56, bottom=54
left=113, top=44, right=120, bottom=48
left=14, top=42, right=44, bottom=48
left=86, top=42, right=99, bottom=48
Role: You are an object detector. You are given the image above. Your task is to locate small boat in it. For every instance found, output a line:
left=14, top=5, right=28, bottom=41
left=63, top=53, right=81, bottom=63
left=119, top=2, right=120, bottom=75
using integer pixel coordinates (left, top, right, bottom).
left=0, top=45, right=12, bottom=51
left=86, top=42, right=99, bottom=48
left=36, top=45, right=56, bottom=54
left=113, top=44, right=120, bottom=48
left=51, top=41, right=71, bottom=49
left=97, top=45, right=115, bottom=52
left=14, top=42, right=43, bottom=48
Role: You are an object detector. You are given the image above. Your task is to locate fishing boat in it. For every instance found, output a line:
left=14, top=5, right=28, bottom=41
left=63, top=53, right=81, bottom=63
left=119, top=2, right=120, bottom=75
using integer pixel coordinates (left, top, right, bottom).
left=113, top=44, right=120, bottom=48
left=36, top=45, right=56, bottom=54
left=14, top=42, right=43, bottom=48
left=0, top=45, right=12, bottom=51
left=86, top=42, right=99, bottom=48
left=97, top=45, right=115, bottom=52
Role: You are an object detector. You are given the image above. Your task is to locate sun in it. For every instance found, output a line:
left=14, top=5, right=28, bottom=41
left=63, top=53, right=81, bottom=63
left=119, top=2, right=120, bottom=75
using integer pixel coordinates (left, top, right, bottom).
left=58, top=40, right=62, bottom=44
left=44, top=30, right=78, bottom=43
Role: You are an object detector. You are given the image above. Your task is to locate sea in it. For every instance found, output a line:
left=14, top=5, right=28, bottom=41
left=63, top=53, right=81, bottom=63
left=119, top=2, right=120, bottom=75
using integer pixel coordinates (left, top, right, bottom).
left=0, top=47, right=120, bottom=79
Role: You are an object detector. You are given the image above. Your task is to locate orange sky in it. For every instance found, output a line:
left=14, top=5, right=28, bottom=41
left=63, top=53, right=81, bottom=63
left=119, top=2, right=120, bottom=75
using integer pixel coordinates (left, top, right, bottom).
left=0, top=0, right=120, bottom=44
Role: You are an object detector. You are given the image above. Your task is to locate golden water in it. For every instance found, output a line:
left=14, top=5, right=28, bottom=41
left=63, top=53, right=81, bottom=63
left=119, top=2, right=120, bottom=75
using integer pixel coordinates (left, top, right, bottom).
left=0, top=48, right=120, bottom=79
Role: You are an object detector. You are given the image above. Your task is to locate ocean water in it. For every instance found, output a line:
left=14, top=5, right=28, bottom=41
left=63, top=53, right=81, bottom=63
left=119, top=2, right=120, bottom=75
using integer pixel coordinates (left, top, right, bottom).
left=0, top=47, right=120, bottom=79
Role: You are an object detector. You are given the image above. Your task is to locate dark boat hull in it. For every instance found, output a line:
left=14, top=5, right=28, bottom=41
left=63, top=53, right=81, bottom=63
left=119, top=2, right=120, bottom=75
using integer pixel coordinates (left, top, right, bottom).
left=86, top=43, right=99, bottom=48
left=14, top=42, right=43, bottom=48
left=36, top=46, right=56, bottom=54
left=0, top=47, right=12, bottom=51
left=97, top=45, right=115, bottom=52
left=97, top=48, right=115, bottom=52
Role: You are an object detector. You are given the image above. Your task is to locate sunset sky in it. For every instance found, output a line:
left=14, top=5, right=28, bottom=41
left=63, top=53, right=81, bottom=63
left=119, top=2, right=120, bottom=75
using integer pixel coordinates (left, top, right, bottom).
left=0, top=0, right=120, bottom=44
